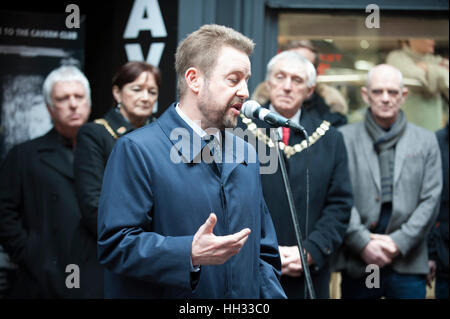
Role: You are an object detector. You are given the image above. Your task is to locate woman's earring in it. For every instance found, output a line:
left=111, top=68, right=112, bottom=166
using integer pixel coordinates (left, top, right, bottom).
left=117, top=102, right=122, bottom=109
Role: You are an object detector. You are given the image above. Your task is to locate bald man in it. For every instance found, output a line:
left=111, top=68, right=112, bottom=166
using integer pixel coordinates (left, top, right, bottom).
left=334, top=64, right=443, bottom=299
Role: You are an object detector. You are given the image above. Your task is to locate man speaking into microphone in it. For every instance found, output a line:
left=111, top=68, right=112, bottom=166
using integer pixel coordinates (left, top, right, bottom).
left=238, top=51, right=353, bottom=298
left=97, top=24, right=286, bottom=299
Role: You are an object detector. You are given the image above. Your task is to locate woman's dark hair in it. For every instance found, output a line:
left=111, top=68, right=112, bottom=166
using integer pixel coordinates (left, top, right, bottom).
left=112, top=61, right=161, bottom=90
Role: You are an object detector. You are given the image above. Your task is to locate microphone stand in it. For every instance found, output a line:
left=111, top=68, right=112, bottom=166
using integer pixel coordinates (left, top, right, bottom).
left=273, top=128, right=316, bottom=299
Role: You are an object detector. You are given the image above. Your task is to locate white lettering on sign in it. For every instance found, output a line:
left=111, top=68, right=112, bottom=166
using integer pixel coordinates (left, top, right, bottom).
left=123, top=0, right=167, bottom=66
left=124, top=42, right=165, bottom=67
left=124, top=0, right=167, bottom=38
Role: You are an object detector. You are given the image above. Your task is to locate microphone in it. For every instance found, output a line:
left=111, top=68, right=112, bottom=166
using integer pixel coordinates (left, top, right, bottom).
left=241, top=100, right=305, bottom=132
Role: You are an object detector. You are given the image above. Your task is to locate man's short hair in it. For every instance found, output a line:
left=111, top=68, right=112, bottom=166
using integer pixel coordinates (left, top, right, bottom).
left=43, top=65, right=91, bottom=109
left=266, top=50, right=317, bottom=88
left=175, top=24, right=255, bottom=98
left=280, top=39, right=320, bottom=69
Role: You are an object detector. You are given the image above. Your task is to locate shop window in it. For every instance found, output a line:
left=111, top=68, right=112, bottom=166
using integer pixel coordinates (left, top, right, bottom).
left=277, top=11, right=449, bottom=124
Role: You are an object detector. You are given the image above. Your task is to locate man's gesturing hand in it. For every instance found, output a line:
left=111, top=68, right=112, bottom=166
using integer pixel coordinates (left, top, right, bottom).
left=191, top=213, right=251, bottom=266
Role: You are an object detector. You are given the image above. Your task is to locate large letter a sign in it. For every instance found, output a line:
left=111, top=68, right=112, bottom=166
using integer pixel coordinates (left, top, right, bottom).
left=123, top=0, right=167, bottom=66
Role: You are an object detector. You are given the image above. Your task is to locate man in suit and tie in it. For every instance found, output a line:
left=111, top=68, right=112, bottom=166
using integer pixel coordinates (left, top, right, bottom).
left=335, top=64, right=443, bottom=298
left=239, top=50, right=353, bottom=298
left=0, top=65, right=91, bottom=298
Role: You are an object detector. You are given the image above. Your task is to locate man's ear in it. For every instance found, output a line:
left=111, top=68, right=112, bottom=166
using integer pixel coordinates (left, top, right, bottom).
left=361, top=86, right=370, bottom=105
left=264, top=80, right=270, bottom=92
left=401, top=87, right=408, bottom=99
left=306, top=85, right=316, bottom=99
left=185, top=67, right=202, bottom=94
left=397, top=87, right=409, bottom=107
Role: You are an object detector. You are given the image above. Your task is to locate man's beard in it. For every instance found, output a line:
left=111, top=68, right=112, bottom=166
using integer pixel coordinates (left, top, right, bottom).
left=198, top=84, right=239, bottom=130
left=222, top=106, right=238, bottom=128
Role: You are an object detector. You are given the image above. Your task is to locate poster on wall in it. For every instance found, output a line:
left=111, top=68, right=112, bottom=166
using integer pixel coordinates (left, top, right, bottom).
left=0, top=10, right=85, bottom=161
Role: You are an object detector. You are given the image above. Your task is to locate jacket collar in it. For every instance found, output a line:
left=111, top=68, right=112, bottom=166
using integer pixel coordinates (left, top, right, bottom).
left=358, top=122, right=381, bottom=191
left=104, top=107, right=141, bottom=137
left=157, top=103, right=248, bottom=169
left=402, top=45, right=430, bottom=61
left=157, top=103, right=205, bottom=164
left=393, top=124, right=414, bottom=185
left=268, top=103, right=301, bottom=126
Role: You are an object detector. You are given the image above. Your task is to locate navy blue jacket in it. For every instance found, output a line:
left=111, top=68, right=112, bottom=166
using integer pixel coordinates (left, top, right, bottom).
left=97, top=103, right=286, bottom=299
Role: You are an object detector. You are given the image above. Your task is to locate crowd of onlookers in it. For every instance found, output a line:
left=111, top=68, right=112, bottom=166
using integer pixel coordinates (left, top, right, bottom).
left=0, top=27, right=448, bottom=299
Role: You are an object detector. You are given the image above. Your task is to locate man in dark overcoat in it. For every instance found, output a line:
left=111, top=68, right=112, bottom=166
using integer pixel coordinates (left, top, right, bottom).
left=239, top=51, right=352, bottom=298
left=0, top=65, right=91, bottom=298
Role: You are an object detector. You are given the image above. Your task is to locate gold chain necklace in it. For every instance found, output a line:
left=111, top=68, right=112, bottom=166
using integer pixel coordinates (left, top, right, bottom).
left=94, top=118, right=119, bottom=140
left=240, top=114, right=331, bottom=159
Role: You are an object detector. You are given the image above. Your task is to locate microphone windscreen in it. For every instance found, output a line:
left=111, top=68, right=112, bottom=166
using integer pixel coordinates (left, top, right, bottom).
left=241, top=100, right=260, bottom=118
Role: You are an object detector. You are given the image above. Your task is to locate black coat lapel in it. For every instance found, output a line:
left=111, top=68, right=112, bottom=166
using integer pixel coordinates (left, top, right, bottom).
left=38, top=129, right=74, bottom=179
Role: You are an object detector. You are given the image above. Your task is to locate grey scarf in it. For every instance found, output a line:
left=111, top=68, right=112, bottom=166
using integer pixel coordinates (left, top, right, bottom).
left=364, top=108, right=407, bottom=203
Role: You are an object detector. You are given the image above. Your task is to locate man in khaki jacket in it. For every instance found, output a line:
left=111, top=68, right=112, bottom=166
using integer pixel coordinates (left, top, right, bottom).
left=335, top=64, right=442, bottom=298
left=387, top=38, right=449, bottom=132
